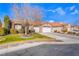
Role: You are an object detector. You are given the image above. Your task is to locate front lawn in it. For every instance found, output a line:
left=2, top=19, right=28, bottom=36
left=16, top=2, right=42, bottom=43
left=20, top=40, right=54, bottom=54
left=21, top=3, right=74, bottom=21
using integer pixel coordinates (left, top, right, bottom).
left=0, top=33, right=61, bottom=44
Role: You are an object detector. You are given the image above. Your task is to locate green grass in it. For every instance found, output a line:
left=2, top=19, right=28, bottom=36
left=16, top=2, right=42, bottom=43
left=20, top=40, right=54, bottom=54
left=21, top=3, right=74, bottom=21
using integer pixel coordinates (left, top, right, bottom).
left=0, top=34, right=33, bottom=44
left=0, top=33, right=59, bottom=44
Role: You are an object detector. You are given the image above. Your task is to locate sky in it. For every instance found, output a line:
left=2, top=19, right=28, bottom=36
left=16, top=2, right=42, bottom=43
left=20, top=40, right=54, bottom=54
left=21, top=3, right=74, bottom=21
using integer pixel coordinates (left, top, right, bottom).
left=0, top=3, right=79, bottom=25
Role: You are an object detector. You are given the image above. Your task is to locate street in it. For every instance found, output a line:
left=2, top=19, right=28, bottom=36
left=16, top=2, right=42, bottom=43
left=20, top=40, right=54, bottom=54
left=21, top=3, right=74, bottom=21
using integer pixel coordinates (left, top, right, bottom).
left=0, top=33, right=79, bottom=56
left=1, top=44, right=79, bottom=56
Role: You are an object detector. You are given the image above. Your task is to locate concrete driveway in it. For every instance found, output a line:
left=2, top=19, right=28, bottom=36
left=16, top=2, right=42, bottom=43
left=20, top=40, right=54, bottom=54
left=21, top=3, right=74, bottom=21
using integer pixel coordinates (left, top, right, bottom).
left=40, top=32, right=79, bottom=43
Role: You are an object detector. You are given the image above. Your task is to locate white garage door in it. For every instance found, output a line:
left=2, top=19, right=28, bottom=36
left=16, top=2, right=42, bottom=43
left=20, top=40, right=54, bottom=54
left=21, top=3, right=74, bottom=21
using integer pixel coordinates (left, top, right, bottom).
left=34, top=27, right=40, bottom=32
left=42, top=27, right=51, bottom=32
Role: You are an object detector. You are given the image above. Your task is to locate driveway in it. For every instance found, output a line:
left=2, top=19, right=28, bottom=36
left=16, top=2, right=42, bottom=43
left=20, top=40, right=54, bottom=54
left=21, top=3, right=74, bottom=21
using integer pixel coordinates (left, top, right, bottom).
left=40, top=32, right=79, bottom=43
left=1, top=44, right=79, bottom=56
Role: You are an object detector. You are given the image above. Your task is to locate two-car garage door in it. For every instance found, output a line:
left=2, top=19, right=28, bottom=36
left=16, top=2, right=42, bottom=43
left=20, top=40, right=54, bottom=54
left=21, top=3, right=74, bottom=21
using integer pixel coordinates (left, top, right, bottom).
left=34, top=27, right=40, bottom=33
left=42, top=27, right=51, bottom=33
left=34, top=27, right=51, bottom=33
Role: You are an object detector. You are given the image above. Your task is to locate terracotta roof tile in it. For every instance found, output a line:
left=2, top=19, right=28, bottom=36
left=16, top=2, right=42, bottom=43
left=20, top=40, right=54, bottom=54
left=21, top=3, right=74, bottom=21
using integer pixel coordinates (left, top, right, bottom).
left=50, top=22, right=64, bottom=27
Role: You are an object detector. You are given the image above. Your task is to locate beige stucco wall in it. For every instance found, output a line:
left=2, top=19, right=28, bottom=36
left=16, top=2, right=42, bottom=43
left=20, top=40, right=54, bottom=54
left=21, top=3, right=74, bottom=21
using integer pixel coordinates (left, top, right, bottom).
left=52, top=27, right=63, bottom=32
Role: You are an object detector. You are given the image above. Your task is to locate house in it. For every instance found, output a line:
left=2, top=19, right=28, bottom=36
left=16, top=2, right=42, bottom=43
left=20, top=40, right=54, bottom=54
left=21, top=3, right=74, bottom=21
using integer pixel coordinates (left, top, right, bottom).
left=12, top=19, right=73, bottom=33
left=32, top=21, right=42, bottom=33
left=12, top=19, right=25, bottom=30
left=72, top=26, right=79, bottom=30
left=32, top=21, right=52, bottom=33
left=33, top=22, right=64, bottom=33
left=41, top=22, right=52, bottom=32
left=50, top=22, right=64, bottom=32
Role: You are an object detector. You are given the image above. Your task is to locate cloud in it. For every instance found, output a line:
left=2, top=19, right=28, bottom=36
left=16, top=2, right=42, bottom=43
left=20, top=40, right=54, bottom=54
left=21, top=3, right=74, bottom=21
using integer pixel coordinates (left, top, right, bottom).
left=48, top=10, right=56, bottom=13
left=55, top=7, right=66, bottom=15
left=71, top=9, right=79, bottom=15
left=49, top=20, right=54, bottom=23
left=48, top=7, right=66, bottom=16
left=70, top=6, right=76, bottom=11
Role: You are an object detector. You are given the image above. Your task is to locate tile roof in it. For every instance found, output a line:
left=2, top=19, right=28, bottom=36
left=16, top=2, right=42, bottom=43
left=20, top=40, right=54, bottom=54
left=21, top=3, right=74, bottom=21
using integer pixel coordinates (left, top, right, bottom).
left=50, top=22, right=64, bottom=27
left=12, top=19, right=66, bottom=27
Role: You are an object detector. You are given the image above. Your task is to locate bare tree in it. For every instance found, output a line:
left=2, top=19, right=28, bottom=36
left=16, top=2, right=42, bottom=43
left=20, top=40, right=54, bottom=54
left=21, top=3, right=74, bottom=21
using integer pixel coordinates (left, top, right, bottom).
left=32, top=6, right=43, bottom=22
left=32, top=6, right=43, bottom=32
left=13, top=4, right=43, bottom=35
left=13, top=4, right=21, bottom=20
left=22, top=4, right=33, bottom=35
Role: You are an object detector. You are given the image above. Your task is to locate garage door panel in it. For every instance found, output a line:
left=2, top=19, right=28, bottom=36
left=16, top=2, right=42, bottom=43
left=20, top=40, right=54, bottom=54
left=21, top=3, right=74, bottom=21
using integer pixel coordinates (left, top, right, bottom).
left=42, top=27, right=51, bottom=32
left=34, top=27, right=40, bottom=32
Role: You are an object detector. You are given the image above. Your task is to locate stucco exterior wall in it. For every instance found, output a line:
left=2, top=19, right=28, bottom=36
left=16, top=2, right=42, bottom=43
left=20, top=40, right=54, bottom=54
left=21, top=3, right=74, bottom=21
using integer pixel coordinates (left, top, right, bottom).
left=52, top=27, right=63, bottom=32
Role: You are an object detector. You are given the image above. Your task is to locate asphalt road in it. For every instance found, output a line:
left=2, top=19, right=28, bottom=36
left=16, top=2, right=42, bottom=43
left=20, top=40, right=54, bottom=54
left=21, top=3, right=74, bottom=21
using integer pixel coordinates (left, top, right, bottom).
left=1, top=33, right=79, bottom=56
left=1, top=44, right=79, bottom=56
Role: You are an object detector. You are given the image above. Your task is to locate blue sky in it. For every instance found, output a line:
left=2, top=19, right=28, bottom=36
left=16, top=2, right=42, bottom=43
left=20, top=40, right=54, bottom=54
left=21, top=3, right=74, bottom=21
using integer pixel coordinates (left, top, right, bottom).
left=0, top=3, right=79, bottom=25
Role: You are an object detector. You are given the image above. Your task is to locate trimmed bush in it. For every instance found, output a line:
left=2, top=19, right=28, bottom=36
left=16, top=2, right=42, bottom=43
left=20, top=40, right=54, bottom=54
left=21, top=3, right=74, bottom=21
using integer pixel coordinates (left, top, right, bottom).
left=54, top=30, right=57, bottom=32
left=76, top=33, right=79, bottom=36
left=62, top=29, right=68, bottom=33
left=0, top=28, right=6, bottom=36
left=67, top=31, right=76, bottom=35
left=10, top=28, right=17, bottom=34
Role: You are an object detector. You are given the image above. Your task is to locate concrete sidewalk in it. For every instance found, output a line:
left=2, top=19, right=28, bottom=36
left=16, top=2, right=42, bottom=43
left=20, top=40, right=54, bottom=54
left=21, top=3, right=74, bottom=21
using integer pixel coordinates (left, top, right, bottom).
left=0, top=42, right=45, bottom=55
left=1, top=41, right=79, bottom=55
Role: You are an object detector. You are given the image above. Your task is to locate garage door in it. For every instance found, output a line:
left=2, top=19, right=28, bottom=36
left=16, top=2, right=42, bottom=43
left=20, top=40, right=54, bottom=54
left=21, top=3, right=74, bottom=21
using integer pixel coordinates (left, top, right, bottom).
left=42, top=27, right=51, bottom=32
left=34, top=27, right=40, bottom=32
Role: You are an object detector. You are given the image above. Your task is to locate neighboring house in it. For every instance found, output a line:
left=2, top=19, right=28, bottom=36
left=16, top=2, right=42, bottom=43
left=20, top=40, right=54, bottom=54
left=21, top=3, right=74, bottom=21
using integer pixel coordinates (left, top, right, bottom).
left=50, top=22, right=64, bottom=32
left=66, top=24, right=72, bottom=32
left=72, top=26, right=79, bottom=30
left=63, top=24, right=74, bottom=32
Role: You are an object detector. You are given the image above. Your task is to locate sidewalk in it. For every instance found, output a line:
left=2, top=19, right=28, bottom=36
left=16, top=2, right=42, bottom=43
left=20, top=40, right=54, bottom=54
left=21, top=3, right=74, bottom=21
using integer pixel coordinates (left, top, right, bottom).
left=0, top=42, right=45, bottom=55
left=1, top=41, right=79, bottom=55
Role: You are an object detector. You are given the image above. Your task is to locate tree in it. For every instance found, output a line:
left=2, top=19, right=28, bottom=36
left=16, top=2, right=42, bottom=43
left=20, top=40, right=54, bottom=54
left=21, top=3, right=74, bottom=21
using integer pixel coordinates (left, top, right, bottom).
left=22, top=4, right=43, bottom=35
left=32, top=6, right=43, bottom=32
left=22, top=4, right=33, bottom=35
left=32, top=6, right=43, bottom=22
left=4, top=15, right=10, bottom=34
left=13, top=4, right=43, bottom=35
left=0, top=19, right=2, bottom=28
left=13, top=4, right=21, bottom=20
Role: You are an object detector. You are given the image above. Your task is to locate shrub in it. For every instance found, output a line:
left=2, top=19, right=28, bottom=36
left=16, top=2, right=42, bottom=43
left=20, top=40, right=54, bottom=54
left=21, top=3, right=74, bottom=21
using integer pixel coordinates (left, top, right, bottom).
left=67, top=31, right=76, bottom=35
left=4, top=28, right=8, bottom=35
left=0, top=28, right=6, bottom=36
left=62, top=29, right=68, bottom=33
left=76, top=33, right=79, bottom=36
left=10, top=28, right=17, bottom=34
left=54, top=30, right=57, bottom=32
